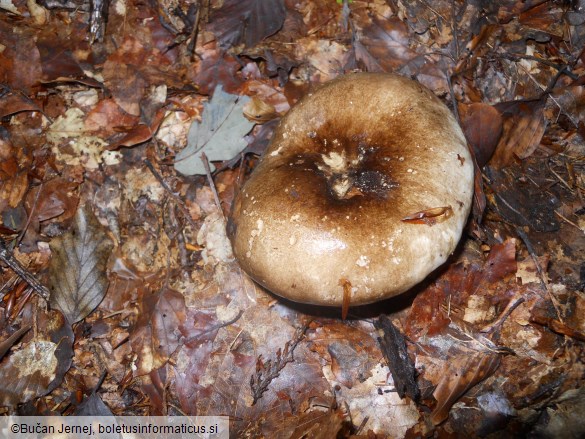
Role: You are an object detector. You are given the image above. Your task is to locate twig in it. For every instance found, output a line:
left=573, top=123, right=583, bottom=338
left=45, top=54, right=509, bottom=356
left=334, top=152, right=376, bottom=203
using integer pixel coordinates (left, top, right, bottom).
left=374, top=315, right=420, bottom=401
left=554, top=210, right=584, bottom=234
left=415, top=0, right=447, bottom=21
left=0, top=241, right=50, bottom=301
left=515, top=227, right=564, bottom=323
left=17, top=182, right=42, bottom=247
left=548, top=161, right=574, bottom=192
left=481, top=294, right=525, bottom=334
left=250, top=321, right=310, bottom=405
left=188, top=0, right=202, bottom=60
left=182, top=309, right=243, bottom=345
left=200, top=152, right=226, bottom=219
left=500, top=53, right=578, bottom=80
left=143, top=159, right=198, bottom=231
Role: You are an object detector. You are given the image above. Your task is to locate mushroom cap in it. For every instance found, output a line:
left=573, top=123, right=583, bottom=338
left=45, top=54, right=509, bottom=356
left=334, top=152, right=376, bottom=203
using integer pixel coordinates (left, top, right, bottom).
left=227, top=73, right=474, bottom=306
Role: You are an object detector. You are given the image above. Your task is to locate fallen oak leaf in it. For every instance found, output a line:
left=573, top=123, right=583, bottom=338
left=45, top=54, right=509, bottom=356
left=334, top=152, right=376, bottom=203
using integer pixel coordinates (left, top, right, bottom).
left=174, top=85, right=255, bottom=175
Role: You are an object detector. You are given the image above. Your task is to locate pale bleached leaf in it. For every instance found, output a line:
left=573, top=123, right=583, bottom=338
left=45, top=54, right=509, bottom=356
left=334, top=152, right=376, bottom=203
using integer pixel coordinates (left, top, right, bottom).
left=49, top=205, right=114, bottom=323
left=0, top=310, right=73, bottom=407
left=174, top=85, right=255, bottom=175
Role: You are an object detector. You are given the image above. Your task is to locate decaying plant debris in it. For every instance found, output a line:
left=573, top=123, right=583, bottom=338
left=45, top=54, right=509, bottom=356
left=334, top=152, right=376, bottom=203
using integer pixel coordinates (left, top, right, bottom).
left=0, top=0, right=584, bottom=437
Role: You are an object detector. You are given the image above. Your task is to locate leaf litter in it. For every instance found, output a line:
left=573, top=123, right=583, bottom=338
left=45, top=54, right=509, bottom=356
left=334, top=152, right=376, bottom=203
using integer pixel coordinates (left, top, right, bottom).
left=0, top=0, right=583, bottom=437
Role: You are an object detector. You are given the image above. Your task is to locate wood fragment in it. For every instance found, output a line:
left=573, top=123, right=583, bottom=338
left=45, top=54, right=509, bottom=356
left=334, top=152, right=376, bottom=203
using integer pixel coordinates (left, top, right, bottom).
left=250, top=321, right=310, bottom=405
left=0, top=241, right=50, bottom=301
left=531, top=314, right=585, bottom=342
left=144, top=159, right=198, bottom=231
left=200, top=152, right=226, bottom=220
left=374, top=315, right=420, bottom=402
left=515, top=226, right=564, bottom=323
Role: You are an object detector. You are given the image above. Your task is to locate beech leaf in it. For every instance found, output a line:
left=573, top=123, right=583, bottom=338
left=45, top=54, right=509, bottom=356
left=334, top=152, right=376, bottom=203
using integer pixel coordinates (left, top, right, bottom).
left=207, top=0, right=286, bottom=49
left=48, top=205, right=114, bottom=324
left=174, top=85, right=255, bottom=175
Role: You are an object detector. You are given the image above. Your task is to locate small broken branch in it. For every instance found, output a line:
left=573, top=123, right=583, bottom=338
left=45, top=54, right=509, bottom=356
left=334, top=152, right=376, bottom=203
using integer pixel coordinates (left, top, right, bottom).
left=250, top=321, right=310, bottom=405
left=374, top=315, right=420, bottom=402
left=0, top=241, right=50, bottom=301
left=200, top=152, right=226, bottom=220
left=144, top=159, right=198, bottom=231
left=515, top=227, right=564, bottom=323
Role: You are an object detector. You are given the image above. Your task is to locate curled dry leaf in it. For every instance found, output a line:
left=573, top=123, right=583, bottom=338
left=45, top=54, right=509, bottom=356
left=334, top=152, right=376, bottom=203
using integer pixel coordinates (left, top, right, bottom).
left=431, top=352, right=501, bottom=425
left=460, top=102, right=503, bottom=168
left=490, top=99, right=547, bottom=169
left=401, top=206, right=453, bottom=226
left=48, top=205, right=114, bottom=324
left=243, top=96, right=278, bottom=122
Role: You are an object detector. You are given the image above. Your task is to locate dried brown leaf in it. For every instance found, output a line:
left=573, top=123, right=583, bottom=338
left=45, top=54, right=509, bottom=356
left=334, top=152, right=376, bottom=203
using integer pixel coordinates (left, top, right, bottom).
left=25, top=177, right=79, bottom=224
left=460, top=103, right=503, bottom=167
left=431, top=353, right=501, bottom=425
left=308, top=322, right=378, bottom=389
left=208, top=0, right=286, bottom=50
left=37, top=39, right=87, bottom=83
left=0, top=309, right=73, bottom=407
left=130, top=288, right=186, bottom=376
left=0, top=89, right=41, bottom=119
left=490, top=99, right=547, bottom=168
left=102, top=37, right=177, bottom=117
left=84, top=98, right=140, bottom=137
left=189, top=43, right=243, bottom=95
left=48, top=205, right=114, bottom=324
left=0, top=23, right=42, bottom=93
left=354, top=16, right=417, bottom=72
left=405, top=240, right=517, bottom=340
left=243, top=96, right=278, bottom=122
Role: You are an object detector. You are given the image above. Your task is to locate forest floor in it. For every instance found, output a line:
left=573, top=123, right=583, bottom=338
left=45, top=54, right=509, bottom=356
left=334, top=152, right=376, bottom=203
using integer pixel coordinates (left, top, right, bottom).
left=0, top=0, right=584, bottom=437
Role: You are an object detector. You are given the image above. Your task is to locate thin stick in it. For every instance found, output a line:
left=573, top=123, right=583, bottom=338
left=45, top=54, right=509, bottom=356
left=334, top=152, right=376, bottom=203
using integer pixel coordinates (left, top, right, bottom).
left=17, top=182, right=42, bottom=247
left=500, top=53, right=578, bottom=80
left=554, top=210, right=584, bottom=234
left=0, top=241, right=50, bottom=301
left=200, top=153, right=226, bottom=219
left=515, top=227, right=564, bottom=323
left=144, top=159, right=198, bottom=230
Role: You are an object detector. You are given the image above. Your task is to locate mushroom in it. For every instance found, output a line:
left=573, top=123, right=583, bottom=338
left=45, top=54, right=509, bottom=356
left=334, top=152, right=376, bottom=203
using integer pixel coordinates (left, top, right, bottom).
left=227, top=73, right=474, bottom=306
